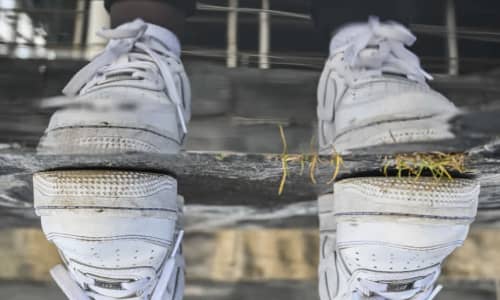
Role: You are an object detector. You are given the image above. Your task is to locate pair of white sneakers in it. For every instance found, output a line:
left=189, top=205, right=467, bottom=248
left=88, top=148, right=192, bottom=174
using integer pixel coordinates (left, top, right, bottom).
left=33, top=18, right=479, bottom=300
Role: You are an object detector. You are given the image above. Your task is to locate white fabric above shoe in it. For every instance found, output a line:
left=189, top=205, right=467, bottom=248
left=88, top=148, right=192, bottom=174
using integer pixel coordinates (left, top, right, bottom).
left=317, top=17, right=459, bottom=154
left=38, top=19, right=191, bottom=154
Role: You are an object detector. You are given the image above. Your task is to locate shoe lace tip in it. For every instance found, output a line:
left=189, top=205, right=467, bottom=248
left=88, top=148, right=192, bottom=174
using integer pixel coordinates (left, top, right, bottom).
left=176, top=105, right=188, bottom=134
left=429, top=284, right=443, bottom=300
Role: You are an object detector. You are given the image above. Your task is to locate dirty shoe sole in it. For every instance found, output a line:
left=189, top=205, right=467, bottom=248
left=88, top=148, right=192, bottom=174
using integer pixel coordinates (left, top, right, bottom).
left=33, top=170, right=179, bottom=218
left=333, top=177, right=480, bottom=225
left=330, top=114, right=455, bottom=153
left=33, top=170, right=186, bottom=300
left=37, top=126, right=181, bottom=155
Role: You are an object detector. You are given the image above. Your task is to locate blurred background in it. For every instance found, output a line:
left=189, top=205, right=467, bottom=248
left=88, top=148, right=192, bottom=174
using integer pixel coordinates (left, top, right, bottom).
left=0, top=1, right=500, bottom=299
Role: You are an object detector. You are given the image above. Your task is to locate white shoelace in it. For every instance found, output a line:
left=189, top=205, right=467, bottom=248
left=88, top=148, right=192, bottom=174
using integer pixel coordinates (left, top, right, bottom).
left=330, top=17, right=432, bottom=85
left=62, top=19, right=188, bottom=134
left=51, top=231, right=184, bottom=300
left=349, top=269, right=442, bottom=300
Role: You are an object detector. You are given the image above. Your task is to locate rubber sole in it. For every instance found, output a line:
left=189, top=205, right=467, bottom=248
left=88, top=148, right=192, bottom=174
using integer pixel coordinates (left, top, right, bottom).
left=318, top=194, right=336, bottom=232
left=323, top=114, right=455, bottom=154
left=37, top=126, right=181, bottom=155
left=333, top=177, right=480, bottom=225
left=33, top=170, right=179, bottom=218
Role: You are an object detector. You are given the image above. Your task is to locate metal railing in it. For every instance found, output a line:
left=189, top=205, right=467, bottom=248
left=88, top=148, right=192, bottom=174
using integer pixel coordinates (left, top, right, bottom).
left=197, top=0, right=468, bottom=74
left=0, top=0, right=499, bottom=74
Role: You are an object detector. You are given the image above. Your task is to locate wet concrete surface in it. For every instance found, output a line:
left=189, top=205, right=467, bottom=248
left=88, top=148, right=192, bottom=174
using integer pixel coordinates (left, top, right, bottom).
left=1, top=59, right=500, bottom=299
left=2, top=59, right=500, bottom=228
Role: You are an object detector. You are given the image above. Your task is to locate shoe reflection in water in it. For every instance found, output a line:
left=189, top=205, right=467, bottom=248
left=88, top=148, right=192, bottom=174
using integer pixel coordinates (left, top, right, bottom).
left=33, top=19, right=189, bottom=300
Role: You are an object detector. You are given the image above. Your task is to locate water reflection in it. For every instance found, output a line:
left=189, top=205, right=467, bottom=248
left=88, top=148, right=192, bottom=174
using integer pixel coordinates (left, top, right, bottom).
left=0, top=227, right=498, bottom=282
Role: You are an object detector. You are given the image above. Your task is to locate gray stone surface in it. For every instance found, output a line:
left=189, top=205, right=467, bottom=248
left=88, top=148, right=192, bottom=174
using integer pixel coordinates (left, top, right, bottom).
left=2, top=59, right=500, bottom=228
left=1, top=145, right=500, bottom=228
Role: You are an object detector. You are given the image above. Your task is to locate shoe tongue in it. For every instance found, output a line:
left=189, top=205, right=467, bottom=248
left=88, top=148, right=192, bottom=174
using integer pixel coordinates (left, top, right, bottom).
left=71, top=260, right=156, bottom=282
left=328, top=17, right=430, bottom=83
left=329, top=23, right=369, bottom=54
left=360, top=265, right=438, bottom=285
left=358, top=276, right=433, bottom=300
left=69, top=262, right=157, bottom=299
left=358, top=267, right=440, bottom=299
left=143, top=22, right=181, bottom=57
left=329, top=17, right=415, bottom=53
left=380, top=278, right=421, bottom=292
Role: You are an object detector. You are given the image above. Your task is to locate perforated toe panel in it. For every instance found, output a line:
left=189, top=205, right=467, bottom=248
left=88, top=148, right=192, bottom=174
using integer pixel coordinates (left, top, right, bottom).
left=53, top=238, right=171, bottom=270
left=339, top=244, right=458, bottom=273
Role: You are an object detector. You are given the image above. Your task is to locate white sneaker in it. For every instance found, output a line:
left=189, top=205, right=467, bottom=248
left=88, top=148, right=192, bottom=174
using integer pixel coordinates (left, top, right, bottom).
left=38, top=19, right=191, bottom=154
left=317, top=17, right=458, bottom=155
left=319, top=178, right=479, bottom=300
left=33, top=170, right=185, bottom=300
left=317, top=18, right=480, bottom=300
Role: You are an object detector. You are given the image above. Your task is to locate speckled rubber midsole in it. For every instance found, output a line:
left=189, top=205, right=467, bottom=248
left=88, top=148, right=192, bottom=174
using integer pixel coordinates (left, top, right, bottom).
left=33, top=170, right=179, bottom=218
left=333, top=177, right=480, bottom=224
left=37, top=126, right=181, bottom=155
left=322, top=115, right=455, bottom=154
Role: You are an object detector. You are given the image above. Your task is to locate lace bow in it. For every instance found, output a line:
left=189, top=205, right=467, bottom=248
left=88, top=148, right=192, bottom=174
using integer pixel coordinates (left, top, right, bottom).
left=330, top=17, right=432, bottom=84
left=62, top=19, right=188, bottom=133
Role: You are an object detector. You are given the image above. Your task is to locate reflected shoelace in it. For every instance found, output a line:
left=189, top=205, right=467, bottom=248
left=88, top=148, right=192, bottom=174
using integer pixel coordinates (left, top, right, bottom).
left=330, top=17, right=432, bottom=84
left=349, top=269, right=442, bottom=300
left=62, top=19, right=189, bottom=134
left=50, top=231, right=184, bottom=300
